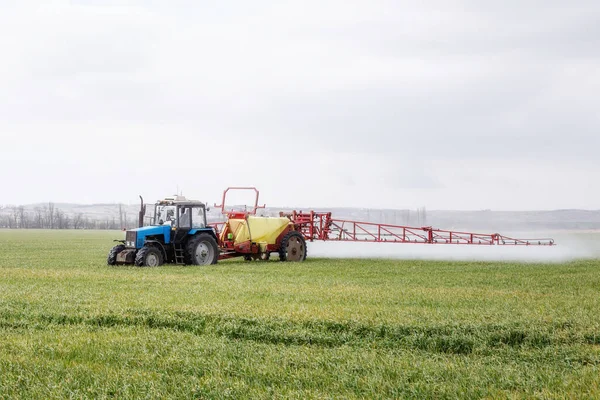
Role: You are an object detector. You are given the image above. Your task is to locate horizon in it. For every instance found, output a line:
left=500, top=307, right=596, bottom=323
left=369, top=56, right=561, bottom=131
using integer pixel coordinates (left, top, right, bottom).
left=1, top=200, right=598, bottom=213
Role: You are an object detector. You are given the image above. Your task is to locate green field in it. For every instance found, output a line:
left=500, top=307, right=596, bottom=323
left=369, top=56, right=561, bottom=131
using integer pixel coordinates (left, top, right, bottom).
left=0, top=230, right=599, bottom=399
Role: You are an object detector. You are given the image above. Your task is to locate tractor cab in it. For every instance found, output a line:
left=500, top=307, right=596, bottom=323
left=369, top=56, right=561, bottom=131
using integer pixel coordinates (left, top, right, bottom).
left=154, top=196, right=207, bottom=231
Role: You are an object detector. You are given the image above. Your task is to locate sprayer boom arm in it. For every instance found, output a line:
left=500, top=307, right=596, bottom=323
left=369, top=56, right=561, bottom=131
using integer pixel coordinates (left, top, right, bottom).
left=280, top=211, right=554, bottom=246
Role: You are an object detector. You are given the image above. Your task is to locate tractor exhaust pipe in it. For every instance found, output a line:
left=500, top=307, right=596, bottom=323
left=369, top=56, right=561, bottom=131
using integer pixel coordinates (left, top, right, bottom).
left=138, top=195, right=146, bottom=228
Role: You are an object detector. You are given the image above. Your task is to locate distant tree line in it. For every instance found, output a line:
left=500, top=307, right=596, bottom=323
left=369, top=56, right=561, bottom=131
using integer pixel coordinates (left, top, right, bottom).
left=0, top=202, right=139, bottom=230
left=0, top=202, right=428, bottom=230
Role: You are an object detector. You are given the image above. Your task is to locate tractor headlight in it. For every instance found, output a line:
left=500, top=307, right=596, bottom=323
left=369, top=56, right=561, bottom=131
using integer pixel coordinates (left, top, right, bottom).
left=125, top=231, right=137, bottom=248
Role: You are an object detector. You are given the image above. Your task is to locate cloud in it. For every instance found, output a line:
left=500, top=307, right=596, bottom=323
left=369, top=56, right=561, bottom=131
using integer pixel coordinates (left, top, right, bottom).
left=0, top=1, right=598, bottom=210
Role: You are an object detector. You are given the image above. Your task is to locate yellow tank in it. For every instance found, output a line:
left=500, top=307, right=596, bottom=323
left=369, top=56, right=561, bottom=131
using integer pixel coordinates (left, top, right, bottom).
left=220, top=216, right=291, bottom=252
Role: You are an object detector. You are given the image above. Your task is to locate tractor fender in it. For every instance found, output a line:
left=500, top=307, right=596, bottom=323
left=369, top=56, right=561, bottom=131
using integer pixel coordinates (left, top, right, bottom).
left=144, top=240, right=167, bottom=261
left=188, top=228, right=218, bottom=241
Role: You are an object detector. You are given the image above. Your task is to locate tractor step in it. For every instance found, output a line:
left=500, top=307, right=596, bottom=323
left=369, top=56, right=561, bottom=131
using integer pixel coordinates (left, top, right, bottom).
left=174, top=244, right=186, bottom=265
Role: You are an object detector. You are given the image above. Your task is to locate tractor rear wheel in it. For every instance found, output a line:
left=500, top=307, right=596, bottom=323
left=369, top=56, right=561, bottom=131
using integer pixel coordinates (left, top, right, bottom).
left=107, top=244, right=125, bottom=265
left=279, top=231, right=307, bottom=262
left=135, top=245, right=163, bottom=267
left=186, top=233, right=219, bottom=265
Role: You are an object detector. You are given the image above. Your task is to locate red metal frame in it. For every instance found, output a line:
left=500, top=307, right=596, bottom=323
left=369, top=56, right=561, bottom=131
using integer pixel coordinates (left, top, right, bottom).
left=210, top=188, right=292, bottom=260
left=280, top=211, right=555, bottom=246
left=214, top=187, right=266, bottom=217
left=209, top=221, right=225, bottom=234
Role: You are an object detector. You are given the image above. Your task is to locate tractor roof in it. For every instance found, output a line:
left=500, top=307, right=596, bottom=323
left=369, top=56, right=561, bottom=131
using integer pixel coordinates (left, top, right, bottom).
left=156, top=195, right=205, bottom=207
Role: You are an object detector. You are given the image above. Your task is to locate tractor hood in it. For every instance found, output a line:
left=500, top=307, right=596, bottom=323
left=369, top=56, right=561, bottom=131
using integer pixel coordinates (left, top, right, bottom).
left=132, top=225, right=172, bottom=234
left=127, top=225, right=172, bottom=248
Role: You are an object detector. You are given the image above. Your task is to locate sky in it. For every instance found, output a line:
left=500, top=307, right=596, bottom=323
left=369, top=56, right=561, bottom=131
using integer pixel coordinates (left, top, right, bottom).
left=0, top=0, right=598, bottom=211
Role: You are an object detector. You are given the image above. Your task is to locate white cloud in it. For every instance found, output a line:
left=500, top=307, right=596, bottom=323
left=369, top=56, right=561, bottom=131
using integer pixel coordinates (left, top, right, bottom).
left=0, top=1, right=598, bottom=210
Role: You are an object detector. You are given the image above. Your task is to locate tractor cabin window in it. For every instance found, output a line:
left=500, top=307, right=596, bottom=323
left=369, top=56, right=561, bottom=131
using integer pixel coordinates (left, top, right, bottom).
left=192, top=207, right=206, bottom=229
left=157, top=206, right=176, bottom=226
left=179, top=207, right=192, bottom=229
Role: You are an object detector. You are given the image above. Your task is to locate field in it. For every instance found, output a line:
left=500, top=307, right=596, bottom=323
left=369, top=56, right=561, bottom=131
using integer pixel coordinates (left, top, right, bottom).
left=0, top=230, right=599, bottom=399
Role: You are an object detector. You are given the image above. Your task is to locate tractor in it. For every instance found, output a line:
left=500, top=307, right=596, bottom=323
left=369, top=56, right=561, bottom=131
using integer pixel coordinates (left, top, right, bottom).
left=107, top=189, right=308, bottom=266
left=107, top=195, right=219, bottom=266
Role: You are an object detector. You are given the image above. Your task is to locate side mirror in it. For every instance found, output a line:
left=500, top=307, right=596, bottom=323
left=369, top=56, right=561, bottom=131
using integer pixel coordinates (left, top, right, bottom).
left=159, top=219, right=164, bottom=225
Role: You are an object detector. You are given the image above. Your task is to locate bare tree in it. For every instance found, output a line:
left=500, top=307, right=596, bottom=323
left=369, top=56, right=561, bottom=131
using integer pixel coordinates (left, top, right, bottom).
left=7, top=206, right=17, bottom=228
left=73, top=213, right=83, bottom=229
left=18, top=206, right=28, bottom=229
left=54, top=208, right=71, bottom=229
left=55, top=208, right=64, bottom=229
left=47, top=202, right=55, bottom=229
left=118, top=204, right=124, bottom=229
left=10, top=207, right=19, bottom=228
left=62, top=214, right=71, bottom=229
left=34, top=207, right=44, bottom=228
left=84, top=217, right=97, bottom=230
left=103, top=217, right=118, bottom=230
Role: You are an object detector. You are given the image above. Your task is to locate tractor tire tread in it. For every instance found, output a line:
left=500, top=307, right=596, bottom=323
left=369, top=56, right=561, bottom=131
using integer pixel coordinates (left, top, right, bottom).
left=135, top=245, right=163, bottom=267
left=107, top=244, right=126, bottom=265
left=186, top=233, right=219, bottom=265
left=279, top=230, right=307, bottom=262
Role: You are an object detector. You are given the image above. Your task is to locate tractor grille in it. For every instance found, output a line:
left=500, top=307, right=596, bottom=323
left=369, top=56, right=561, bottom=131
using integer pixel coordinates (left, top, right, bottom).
left=126, top=231, right=137, bottom=244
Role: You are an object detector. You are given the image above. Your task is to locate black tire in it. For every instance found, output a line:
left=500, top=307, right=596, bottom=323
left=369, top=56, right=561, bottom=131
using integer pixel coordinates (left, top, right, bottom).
left=243, top=255, right=253, bottom=262
left=279, top=231, right=307, bottom=262
left=135, top=245, right=163, bottom=267
left=107, top=244, right=125, bottom=265
left=186, top=233, right=219, bottom=265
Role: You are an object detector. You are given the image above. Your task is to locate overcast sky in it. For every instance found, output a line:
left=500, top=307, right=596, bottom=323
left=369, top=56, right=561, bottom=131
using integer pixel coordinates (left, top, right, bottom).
left=0, top=0, right=598, bottom=211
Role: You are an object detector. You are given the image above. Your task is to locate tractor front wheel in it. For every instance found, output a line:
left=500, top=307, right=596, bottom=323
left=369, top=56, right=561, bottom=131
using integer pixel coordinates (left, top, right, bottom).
left=107, top=244, right=125, bottom=265
left=279, top=231, right=307, bottom=262
left=186, top=233, right=219, bottom=265
left=135, top=246, right=163, bottom=267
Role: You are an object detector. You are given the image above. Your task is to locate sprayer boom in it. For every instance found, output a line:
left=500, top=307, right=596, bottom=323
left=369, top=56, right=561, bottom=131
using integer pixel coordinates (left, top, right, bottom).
left=280, top=211, right=554, bottom=246
left=206, top=187, right=555, bottom=265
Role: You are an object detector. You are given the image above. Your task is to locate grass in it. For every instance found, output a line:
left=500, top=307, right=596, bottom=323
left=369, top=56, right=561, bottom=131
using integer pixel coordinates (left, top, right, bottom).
left=0, top=229, right=599, bottom=399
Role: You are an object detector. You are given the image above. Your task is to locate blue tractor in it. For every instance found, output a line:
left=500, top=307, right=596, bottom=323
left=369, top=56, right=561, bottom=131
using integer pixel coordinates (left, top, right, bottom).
left=107, top=195, right=219, bottom=266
